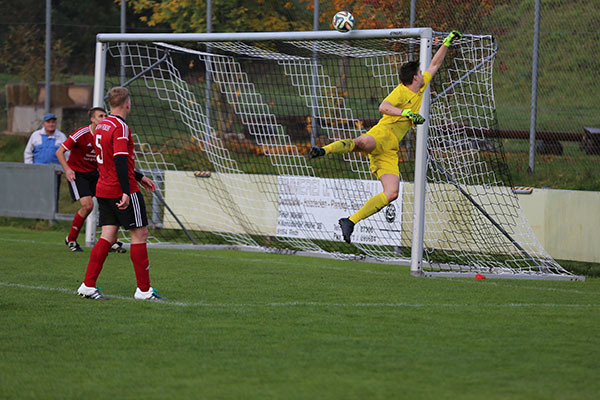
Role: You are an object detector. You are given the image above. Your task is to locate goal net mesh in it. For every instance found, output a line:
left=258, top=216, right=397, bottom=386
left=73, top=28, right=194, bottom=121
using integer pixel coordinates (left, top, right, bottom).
left=100, top=32, right=572, bottom=277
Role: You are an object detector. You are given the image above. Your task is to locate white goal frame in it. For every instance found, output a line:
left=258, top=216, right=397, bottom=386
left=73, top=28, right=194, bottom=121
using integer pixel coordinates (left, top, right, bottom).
left=88, top=29, right=583, bottom=282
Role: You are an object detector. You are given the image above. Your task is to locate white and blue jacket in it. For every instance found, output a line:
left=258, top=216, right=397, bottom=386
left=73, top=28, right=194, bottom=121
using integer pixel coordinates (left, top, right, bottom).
left=24, top=128, right=67, bottom=165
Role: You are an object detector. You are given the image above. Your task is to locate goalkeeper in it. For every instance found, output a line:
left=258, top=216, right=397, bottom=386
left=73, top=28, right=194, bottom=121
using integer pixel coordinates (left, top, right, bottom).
left=309, top=31, right=462, bottom=243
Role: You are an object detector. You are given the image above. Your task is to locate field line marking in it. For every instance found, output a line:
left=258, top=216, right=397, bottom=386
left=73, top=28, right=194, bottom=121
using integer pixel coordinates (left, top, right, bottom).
left=0, top=238, right=57, bottom=244
left=1, top=281, right=598, bottom=309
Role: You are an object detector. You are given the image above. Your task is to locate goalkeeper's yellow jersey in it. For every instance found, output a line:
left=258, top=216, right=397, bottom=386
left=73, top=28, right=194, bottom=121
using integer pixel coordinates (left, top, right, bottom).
left=375, top=71, right=432, bottom=141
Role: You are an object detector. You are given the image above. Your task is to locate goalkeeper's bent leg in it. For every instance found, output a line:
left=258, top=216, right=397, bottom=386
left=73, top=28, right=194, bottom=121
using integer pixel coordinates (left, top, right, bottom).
left=323, top=139, right=355, bottom=155
left=349, top=192, right=389, bottom=224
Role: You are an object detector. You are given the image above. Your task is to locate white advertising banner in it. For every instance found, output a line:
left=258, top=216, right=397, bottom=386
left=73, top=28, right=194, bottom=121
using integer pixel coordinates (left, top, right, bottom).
left=277, top=176, right=402, bottom=246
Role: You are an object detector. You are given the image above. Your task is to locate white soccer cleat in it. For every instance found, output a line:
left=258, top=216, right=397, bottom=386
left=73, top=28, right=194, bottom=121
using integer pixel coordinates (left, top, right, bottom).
left=77, top=283, right=108, bottom=300
left=134, top=287, right=166, bottom=301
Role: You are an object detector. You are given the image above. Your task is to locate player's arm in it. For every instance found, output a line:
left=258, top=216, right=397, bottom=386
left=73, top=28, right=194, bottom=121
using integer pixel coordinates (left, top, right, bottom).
left=135, top=170, right=156, bottom=193
left=379, top=101, right=425, bottom=125
left=56, top=145, right=75, bottom=182
left=426, top=30, right=462, bottom=77
left=378, top=101, right=405, bottom=116
left=114, top=155, right=130, bottom=209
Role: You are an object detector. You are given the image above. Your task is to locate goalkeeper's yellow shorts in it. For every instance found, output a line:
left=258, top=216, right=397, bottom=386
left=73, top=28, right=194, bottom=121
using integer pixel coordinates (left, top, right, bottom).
left=364, top=124, right=408, bottom=178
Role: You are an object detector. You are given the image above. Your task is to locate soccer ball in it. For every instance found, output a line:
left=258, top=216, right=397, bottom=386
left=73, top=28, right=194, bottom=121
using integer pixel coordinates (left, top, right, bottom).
left=332, top=11, right=354, bottom=33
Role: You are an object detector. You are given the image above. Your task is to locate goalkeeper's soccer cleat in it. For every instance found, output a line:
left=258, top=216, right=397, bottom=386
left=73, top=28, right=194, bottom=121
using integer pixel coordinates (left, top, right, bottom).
left=65, top=237, right=83, bottom=252
left=308, top=146, right=326, bottom=159
left=338, top=218, right=355, bottom=244
left=134, top=287, right=167, bottom=301
left=77, top=283, right=108, bottom=300
left=109, top=241, right=127, bottom=253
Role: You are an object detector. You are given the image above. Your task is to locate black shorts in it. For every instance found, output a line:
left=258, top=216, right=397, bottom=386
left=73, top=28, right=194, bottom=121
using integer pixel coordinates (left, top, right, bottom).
left=68, top=170, right=99, bottom=201
left=97, top=191, right=148, bottom=230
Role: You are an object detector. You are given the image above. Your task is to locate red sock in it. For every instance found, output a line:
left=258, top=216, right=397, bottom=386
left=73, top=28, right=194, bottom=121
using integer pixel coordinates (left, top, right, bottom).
left=83, top=238, right=111, bottom=287
left=130, top=243, right=150, bottom=292
left=68, top=212, right=86, bottom=242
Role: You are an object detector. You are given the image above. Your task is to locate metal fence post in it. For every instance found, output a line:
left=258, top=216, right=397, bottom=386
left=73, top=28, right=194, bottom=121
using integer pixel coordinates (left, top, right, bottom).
left=528, top=0, right=541, bottom=174
left=45, top=0, right=51, bottom=114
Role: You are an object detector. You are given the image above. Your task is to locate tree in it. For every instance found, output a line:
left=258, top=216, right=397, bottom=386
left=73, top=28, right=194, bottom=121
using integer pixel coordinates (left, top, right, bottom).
left=0, top=0, right=166, bottom=76
left=129, top=0, right=313, bottom=32
left=0, top=24, right=72, bottom=92
left=318, top=0, right=496, bottom=32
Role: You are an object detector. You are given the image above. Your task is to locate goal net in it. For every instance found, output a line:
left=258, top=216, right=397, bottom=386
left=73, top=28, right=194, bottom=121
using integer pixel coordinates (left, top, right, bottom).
left=93, top=29, right=580, bottom=280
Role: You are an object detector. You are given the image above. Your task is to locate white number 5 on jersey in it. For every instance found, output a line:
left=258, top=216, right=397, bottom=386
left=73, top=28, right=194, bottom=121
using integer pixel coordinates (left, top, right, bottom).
left=95, top=134, right=103, bottom=164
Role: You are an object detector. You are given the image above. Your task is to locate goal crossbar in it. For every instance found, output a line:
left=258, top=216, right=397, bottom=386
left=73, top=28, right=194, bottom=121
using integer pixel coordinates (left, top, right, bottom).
left=97, top=29, right=433, bottom=43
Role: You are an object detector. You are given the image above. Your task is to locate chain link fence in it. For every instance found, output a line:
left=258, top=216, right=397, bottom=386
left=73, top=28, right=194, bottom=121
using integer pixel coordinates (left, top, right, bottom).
left=345, top=0, right=599, bottom=190
left=2, top=1, right=598, bottom=190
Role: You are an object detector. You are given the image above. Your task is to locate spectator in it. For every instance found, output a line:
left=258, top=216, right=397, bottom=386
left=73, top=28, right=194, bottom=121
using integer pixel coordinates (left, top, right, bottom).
left=24, top=113, right=67, bottom=165
left=24, top=113, right=67, bottom=213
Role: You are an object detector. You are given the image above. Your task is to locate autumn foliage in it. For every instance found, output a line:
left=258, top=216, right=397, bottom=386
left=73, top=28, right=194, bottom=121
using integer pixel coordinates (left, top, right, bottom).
left=318, top=0, right=497, bottom=32
left=127, top=0, right=497, bottom=33
left=128, top=0, right=313, bottom=32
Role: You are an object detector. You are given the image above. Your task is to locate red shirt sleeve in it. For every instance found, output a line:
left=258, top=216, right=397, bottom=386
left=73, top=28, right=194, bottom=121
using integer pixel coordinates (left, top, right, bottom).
left=61, top=136, right=76, bottom=151
left=112, top=124, right=130, bottom=157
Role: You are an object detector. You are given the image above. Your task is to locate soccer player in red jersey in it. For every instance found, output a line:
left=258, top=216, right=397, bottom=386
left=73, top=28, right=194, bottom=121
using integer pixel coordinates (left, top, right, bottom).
left=77, top=87, right=163, bottom=301
left=57, top=107, right=104, bottom=251
left=57, top=108, right=126, bottom=254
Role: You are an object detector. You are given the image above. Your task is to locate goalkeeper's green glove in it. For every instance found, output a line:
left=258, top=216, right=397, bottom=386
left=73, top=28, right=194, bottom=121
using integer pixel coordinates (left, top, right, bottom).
left=401, top=109, right=425, bottom=125
left=443, top=30, right=462, bottom=47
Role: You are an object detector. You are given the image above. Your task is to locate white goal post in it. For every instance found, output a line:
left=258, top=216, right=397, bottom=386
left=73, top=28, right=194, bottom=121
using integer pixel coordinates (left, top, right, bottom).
left=88, top=28, right=583, bottom=281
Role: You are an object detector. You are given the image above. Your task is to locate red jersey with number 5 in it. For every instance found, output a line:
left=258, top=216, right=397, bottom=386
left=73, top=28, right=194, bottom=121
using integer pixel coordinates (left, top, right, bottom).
left=93, top=115, right=139, bottom=198
left=61, top=125, right=97, bottom=172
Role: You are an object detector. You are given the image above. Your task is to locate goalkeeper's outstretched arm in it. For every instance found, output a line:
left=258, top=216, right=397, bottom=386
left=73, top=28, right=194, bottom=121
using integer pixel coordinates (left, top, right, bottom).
left=427, top=30, right=462, bottom=77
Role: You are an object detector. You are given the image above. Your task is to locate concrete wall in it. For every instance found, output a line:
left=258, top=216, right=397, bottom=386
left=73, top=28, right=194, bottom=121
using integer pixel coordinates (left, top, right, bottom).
left=8, top=106, right=64, bottom=133
left=163, top=171, right=278, bottom=236
left=5, top=83, right=92, bottom=133
left=517, top=188, right=600, bottom=263
left=2, top=165, right=595, bottom=262
left=162, top=171, right=599, bottom=263
left=0, top=162, right=59, bottom=219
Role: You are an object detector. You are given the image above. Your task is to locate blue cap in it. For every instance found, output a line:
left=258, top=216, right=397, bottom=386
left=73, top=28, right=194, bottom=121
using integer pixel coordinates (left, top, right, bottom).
left=42, top=113, right=57, bottom=122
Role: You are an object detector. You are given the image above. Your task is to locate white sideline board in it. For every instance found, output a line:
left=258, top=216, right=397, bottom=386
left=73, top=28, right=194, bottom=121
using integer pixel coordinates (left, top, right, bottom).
left=276, top=176, right=403, bottom=246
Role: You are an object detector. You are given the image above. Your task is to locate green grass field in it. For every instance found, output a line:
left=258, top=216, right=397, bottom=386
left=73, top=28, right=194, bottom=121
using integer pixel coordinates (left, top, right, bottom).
left=1, top=226, right=599, bottom=399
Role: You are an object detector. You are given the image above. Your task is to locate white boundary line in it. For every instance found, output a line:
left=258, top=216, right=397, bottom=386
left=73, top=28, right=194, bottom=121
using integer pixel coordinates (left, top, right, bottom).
left=1, top=282, right=597, bottom=309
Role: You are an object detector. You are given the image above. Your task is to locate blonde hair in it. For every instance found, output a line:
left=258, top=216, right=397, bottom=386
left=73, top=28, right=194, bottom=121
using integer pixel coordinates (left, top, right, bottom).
left=107, top=87, right=130, bottom=108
